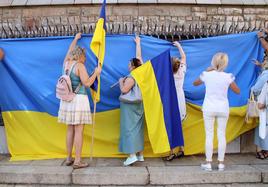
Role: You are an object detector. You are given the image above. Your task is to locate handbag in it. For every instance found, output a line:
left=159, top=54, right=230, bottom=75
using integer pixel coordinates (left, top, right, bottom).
left=245, top=91, right=259, bottom=122
left=119, top=81, right=142, bottom=104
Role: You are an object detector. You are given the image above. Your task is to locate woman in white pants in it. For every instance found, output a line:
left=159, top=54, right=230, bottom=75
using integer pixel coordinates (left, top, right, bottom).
left=193, top=52, right=240, bottom=171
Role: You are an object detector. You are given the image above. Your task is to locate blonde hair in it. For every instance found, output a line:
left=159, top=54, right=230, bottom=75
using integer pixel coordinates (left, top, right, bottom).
left=69, top=46, right=86, bottom=61
left=171, top=57, right=181, bottom=73
left=211, top=52, right=228, bottom=72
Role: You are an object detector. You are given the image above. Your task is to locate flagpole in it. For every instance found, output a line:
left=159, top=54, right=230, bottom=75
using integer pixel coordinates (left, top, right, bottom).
left=90, top=43, right=102, bottom=162
left=90, top=95, right=97, bottom=162
left=90, top=0, right=106, bottom=162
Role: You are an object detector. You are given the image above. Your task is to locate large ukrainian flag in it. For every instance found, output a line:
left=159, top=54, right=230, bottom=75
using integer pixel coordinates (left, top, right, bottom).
left=90, top=0, right=106, bottom=102
left=0, top=32, right=263, bottom=161
left=131, top=50, right=184, bottom=153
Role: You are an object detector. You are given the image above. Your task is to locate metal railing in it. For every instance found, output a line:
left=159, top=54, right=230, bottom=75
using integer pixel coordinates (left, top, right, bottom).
left=0, top=17, right=265, bottom=40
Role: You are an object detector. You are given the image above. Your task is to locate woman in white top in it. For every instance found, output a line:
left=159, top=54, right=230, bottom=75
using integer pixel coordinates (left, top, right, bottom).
left=165, top=41, right=186, bottom=161
left=193, top=52, right=240, bottom=171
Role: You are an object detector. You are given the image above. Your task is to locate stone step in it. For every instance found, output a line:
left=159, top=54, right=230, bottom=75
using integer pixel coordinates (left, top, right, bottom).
left=0, top=164, right=267, bottom=186
left=1, top=184, right=268, bottom=187
left=0, top=165, right=72, bottom=185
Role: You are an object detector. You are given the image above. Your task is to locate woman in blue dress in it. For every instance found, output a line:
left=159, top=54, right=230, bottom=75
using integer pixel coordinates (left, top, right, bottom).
left=118, top=36, right=145, bottom=166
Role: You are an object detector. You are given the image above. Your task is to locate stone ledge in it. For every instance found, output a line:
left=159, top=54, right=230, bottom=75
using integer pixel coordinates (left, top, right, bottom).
left=3, top=0, right=268, bottom=7
left=0, top=166, right=73, bottom=185
left=252, top=165, right=268, bottom=183
left=72, top=166, right=149, bottom=185
left=148, top=165, right=261, bottom=185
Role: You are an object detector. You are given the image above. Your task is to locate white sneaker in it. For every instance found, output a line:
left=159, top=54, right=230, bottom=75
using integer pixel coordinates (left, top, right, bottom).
left=123, top=155, right=138, bottom=166
left=137, top=155, right=144, bottom=162
left=218, top=163, right=225, bottom=171
left=201, top=163, right=212, bottom=171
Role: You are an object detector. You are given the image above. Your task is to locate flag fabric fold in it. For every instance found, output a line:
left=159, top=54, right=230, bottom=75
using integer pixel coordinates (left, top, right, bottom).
left=131, top=49, right=184, bottom=154
left=90, top=0, right=106, bottom=102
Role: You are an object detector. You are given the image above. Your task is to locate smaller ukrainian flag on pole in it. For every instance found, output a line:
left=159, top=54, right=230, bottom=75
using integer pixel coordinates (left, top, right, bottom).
left=89, top=0, right=106, bottom=160
left=131, top=49, right=184, bottom=154
left=90, top=0, right=106, bottom=103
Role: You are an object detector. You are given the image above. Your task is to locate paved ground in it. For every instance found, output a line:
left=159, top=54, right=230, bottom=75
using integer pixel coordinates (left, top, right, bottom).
left=0, top=153, right=268, bottom=186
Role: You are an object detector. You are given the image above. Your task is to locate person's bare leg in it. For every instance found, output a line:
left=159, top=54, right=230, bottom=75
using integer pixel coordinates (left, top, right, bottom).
left=74, top=124, right=84, bottom=164
left=66, top=125, right=74, bottom=161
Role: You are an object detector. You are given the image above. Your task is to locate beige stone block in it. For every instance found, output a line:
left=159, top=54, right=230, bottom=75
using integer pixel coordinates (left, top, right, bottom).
left=149, top=165, right=261, bottom=185
left=206, top=7, right=218, bottom=15
left=82, top=5, right=112, bottom=16
left=244, top=8, right=257, bottom=14
left=72, top=167, right=149, bottom=185
left=27, top=0, right=52, bottom=5
left=22, top=7, right=66, bottom=17
left=196, top=0, right=221, bottom=4
left=221, top=7, right=242, bottom=15
left=0, top=166, right=72, bottom=184
left=75, top=0, right=92, bottom=4
left=221, top=0, right=244, bottom=4
left=240, top=129, right=256, bottom=153
left=193, top=12, right=207, bottom=20
left=192, top=7, right=207, bottom=12
left=158, top=0, right=195, bottom=3
left=111, top=5, right=138, bottom=16
left=3, top=8, right=22, bottom=18
left=0, top=0, right=12, bottom=7
left=67, top=7, right=81, bottom=16
left=11, top=0, right=27, bottom=6
left=93, top=0, right=117, bottom=3
left=244, top=14, right=256, bottom=21
left=51, top=0, right=74, bottom=5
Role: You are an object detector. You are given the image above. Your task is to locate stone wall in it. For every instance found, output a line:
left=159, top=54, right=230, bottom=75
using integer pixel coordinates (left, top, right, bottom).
left=0, top=5, right=268, bottom=32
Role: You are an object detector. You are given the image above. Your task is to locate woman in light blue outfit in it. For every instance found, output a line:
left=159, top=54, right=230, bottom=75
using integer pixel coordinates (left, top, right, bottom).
left=119, top=36, right=144, bottom=166
left=252, top=29, right=268, bottom=159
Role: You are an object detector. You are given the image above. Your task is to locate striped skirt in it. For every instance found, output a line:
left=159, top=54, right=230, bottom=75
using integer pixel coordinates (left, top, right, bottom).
left=58, top=94, right=92, bottom=125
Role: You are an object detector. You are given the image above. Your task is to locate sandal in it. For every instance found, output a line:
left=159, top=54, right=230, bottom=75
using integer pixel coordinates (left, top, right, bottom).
left=73, top=162, right=89, bottom=169
left=256, top=151, right=265, bottom=159
left=65, top=158, right=74, bottom=166
left=176, top=151, right=184, bottom=159
left=165, top=153, right=177, bottom=161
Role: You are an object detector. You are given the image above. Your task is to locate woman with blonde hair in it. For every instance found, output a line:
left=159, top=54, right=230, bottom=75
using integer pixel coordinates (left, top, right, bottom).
left=194, top=52, right=240, bottom=171
left=58, top=33, right=102, bottom=169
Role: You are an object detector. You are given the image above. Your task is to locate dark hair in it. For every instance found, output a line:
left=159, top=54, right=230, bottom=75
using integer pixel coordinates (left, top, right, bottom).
left=171, top=57, right=181, bottom=73
left=130, top=58, right=142, bottom=68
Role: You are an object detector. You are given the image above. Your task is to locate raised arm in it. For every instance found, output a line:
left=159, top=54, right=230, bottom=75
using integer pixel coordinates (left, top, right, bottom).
left=77, top=64, right=102, bottom=87
left=64, top=33, right=82, bottom=64
left=258, top=31, right=268, bottom=51
left=173, top=41, right=186, bottom=64
left=134, top=36, right=144, bottom=64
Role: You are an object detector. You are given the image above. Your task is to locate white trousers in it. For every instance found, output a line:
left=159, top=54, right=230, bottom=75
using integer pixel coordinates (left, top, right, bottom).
left=203, top=112, right=229, bottom=162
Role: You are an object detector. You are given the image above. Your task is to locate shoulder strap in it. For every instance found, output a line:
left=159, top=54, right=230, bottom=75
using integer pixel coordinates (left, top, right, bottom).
left=62, top=61, right=68, bottom=75
left=67, top=62, right=78, bottom=76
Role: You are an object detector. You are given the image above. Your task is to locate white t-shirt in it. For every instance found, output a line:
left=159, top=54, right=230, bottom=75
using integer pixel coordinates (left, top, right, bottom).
left=258, top=83, right=268, bottom=122
left=200, top=71, right=235, bottom=114
left=174, top=63, right=187, bottom=120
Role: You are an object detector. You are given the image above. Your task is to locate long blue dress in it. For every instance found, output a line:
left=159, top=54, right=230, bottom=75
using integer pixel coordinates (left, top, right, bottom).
left=119, top=81, right=144, bottom=154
